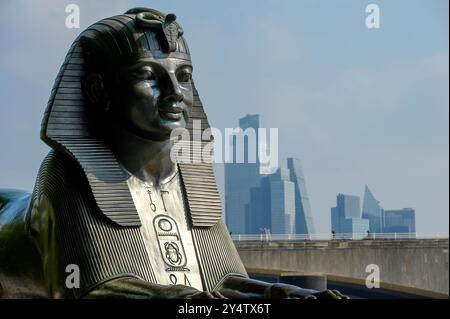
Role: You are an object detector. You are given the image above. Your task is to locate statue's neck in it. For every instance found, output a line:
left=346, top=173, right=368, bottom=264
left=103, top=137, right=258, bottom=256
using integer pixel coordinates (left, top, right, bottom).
left=107, top=126, right=177, bottom=186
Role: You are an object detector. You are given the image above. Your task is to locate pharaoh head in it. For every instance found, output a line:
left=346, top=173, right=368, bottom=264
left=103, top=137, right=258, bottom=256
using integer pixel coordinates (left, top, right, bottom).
left=80, top=8, right=194, bottom=140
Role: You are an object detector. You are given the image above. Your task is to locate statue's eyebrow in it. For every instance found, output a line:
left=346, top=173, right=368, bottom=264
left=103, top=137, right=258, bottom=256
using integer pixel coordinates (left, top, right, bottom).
left=176, top=63, right=193, bottom=72
left=123, top=61, right=193, bottom=73
left=124, top=62, right=153, bottom=72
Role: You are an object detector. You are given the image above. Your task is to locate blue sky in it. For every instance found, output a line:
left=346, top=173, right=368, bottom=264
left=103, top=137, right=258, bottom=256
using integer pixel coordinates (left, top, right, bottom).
left=0, top=0, right=448, bottom=234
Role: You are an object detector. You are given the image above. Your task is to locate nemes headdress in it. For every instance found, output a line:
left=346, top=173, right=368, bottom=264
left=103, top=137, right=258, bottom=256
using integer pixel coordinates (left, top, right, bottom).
left=41, top=8, right=221, bottom=228
left=80, top=8, right=191, bottom=67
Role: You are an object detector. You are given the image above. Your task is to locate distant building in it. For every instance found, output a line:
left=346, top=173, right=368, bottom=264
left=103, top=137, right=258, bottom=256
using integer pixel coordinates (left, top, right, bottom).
left=337, top=194, right=361, bottom=218
left=331, top=187, right=416, bottom=238
left=225, top=114, right=261, bottom=235
left=340, top=218, right=371, bottom=235
left=362, top=185, right=384, bottom=233
left=268, top=166, right=296, bottom=235
left=246, top=159, right=316, bottom=235
left=246, top=176, right=271, bottom=234
left=331, top=194, right=370, bottom=238
left=287, top=158, right=316, bottom=234
left=383, top=208, right=416, bottom=234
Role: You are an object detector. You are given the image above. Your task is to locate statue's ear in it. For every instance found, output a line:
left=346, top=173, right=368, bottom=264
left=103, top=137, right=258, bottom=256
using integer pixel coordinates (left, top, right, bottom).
left=84, top=73, right=111, bottom=113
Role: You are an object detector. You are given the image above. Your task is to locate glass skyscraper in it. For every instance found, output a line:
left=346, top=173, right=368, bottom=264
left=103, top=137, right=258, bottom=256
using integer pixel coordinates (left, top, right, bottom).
left=287, top=158, right=316, bottom=234
left=246, top=176, right=271, bottom=234
left=337, top=194, right=361, bottom=218
left=362, top=185, right=384, bottom=233
left=269, top=167, right=296, bottom=235
left=383, top=208, right=416, bottom=234
left=224, top=114, right=261, bottom=235
left=245, top=158, right=316, bottom=235
left=331, top=194, right=370, bottom=237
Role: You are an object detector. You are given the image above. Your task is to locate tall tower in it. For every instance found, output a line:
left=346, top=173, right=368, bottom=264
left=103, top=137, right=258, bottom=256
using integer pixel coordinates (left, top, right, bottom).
left=269, top=166, right=296, bottom=235
left=224, top=114, right=261, bottom=235
left=287, top=158, right=315, bottom=234
left=247, top=176, right=271, bottom=235
left=362, top=185, right=384, bottom=233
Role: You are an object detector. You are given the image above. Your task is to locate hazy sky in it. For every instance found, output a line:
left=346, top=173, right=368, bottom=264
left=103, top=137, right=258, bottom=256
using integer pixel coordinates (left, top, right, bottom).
left=0, top=0, right=448, bottom=234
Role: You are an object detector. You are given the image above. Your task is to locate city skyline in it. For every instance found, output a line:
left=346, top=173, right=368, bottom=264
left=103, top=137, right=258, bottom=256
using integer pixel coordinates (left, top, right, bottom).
left=330, top=185, right=417, bottom=235
left=224, top=113, right=420, bottom=236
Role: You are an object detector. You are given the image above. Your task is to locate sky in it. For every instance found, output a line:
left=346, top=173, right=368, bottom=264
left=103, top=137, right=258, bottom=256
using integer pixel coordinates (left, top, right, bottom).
left=0, top=0, right=448, bottom=235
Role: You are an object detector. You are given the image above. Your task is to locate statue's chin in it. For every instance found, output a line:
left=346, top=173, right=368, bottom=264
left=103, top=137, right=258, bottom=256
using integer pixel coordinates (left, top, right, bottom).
left=159, top=116, right=187, bottom=132
left=129, top=124, right=182, bottom=142
left=160, top=118, right=184, bottom=128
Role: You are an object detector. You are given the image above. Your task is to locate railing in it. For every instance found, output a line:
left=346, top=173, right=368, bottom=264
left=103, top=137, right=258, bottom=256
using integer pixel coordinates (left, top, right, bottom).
left=231, top=232, right=449, bottom=242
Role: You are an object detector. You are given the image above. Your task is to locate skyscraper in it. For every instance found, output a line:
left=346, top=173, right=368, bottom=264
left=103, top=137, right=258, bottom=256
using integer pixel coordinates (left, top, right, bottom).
left=287, top=158, right=315, bottom=234
left=331, top=194, right=370, bottom=237
left=383, top=208, right=416, bottom=234
left=224, top=114, right=261, bottom=234
left=246, top=176, right=271, bottom=234
left=362, top=185, right=384, bottom=233
left=337, top=194, right=361, bottom=218
left=246, top=158, right=316, bottom=235
left=269, top=166, right=296, bottom=235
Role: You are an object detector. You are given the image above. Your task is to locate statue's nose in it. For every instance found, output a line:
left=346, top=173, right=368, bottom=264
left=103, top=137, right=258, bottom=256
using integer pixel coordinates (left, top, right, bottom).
left=164, top=73, right=184, bottom=103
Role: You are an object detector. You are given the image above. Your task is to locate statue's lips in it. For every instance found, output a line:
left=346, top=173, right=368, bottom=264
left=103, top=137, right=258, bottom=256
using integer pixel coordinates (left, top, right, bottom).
left=158, top=106, right=183, bottom=121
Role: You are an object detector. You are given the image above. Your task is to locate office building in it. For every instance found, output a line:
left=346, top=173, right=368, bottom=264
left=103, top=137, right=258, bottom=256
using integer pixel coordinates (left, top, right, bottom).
left=287, top=158, right=315, bottom=234
left=246, top=176, right=271, bottom=234
left=331, top=194, right=370, bottom=237
left=362, top=185, right=384, bottom=233
left=225, top=114, right=261, bottom=234
left=268, top=166, right=296, bottom=235
left=383, top=208, right=416, bottom=234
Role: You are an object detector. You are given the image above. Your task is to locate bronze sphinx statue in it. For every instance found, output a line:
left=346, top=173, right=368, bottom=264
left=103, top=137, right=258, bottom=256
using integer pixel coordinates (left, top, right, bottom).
left=0, top=7, right=345, bottom=299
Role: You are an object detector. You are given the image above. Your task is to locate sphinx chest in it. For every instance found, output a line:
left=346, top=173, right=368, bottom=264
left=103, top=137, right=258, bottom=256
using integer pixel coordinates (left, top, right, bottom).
left=127, top=172, right=203, bottom=290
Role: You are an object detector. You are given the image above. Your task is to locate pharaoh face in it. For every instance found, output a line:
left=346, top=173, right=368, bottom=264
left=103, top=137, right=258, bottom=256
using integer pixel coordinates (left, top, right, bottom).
left=109, top=57, right=193, bottom=139
left=82, top=11, right=193, bottom=141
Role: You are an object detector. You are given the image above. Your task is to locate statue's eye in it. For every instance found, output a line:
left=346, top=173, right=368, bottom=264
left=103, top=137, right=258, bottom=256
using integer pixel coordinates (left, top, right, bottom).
left=177, top=69, right=192, bottom=83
